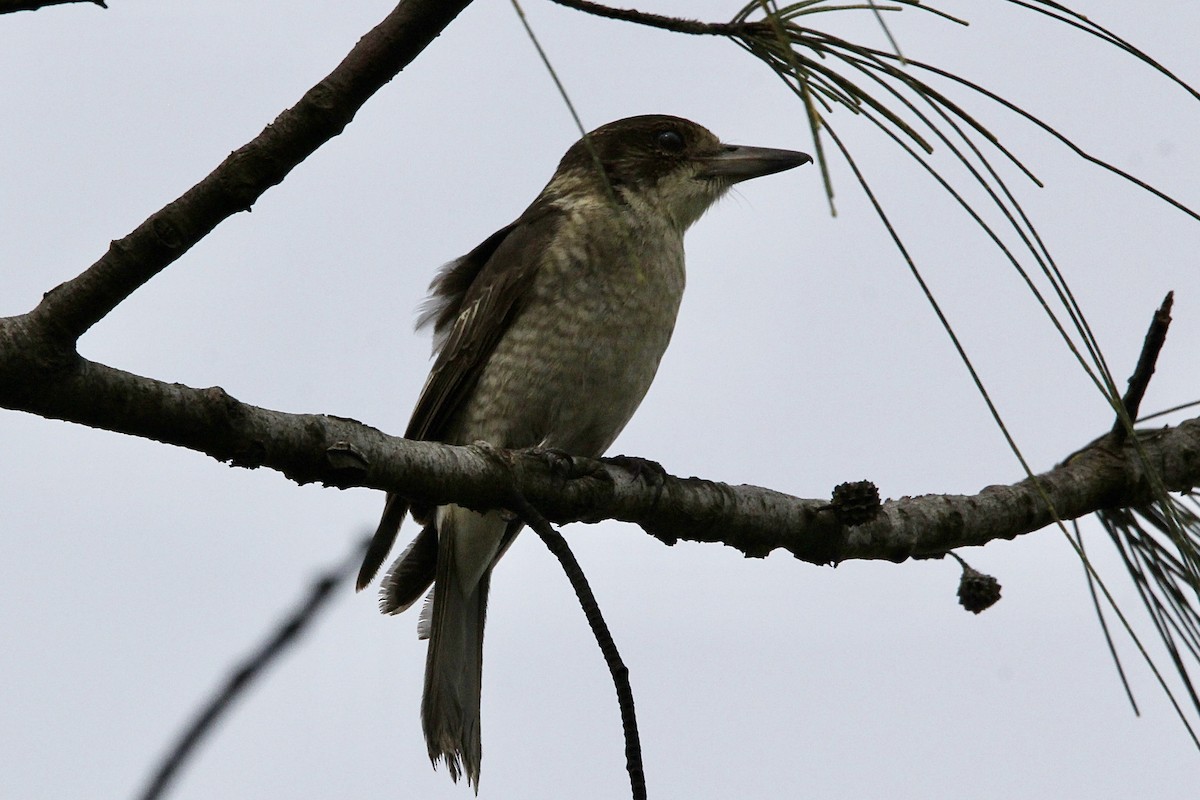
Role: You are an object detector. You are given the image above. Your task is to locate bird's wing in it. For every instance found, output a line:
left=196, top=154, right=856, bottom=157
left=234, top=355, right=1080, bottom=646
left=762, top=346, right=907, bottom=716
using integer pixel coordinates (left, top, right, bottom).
left=356, top=492, right=417, bottom=592
left=356, top=205, right=561, bottom=591
left=405, top=208, right=558, bottom=442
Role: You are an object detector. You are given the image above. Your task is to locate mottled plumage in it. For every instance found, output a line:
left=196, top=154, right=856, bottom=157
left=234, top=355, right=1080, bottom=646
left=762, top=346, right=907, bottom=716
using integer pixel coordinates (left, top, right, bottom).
left=357, top=115, right=810, bottom=789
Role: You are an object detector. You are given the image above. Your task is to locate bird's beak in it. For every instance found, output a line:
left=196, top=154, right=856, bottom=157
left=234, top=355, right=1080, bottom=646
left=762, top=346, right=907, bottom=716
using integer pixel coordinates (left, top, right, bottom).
left=697, top=144, right=813, bottom=183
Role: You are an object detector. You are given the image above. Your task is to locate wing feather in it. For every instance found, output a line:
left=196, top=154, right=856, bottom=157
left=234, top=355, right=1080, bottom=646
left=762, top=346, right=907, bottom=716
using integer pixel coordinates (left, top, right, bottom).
left=356, top=203, right=561, bottom=590
left=406, top=207, right=559, bottom=442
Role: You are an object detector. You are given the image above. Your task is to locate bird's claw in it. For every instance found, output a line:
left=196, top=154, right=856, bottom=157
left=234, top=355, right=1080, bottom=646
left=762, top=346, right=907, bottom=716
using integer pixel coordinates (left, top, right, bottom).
left=602, top=454, right=668, bottom=503
left=525, top=446, right=580, bottom=485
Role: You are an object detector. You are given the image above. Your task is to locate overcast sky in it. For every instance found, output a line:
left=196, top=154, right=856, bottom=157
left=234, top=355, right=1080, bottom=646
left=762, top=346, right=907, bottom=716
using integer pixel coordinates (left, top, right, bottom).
left=3, top=1, right=1199, bottom=798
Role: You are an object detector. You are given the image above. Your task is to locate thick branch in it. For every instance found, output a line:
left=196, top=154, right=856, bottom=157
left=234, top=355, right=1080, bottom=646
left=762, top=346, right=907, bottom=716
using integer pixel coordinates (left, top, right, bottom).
left=2, top=329, right=1197, bottom=564
left=27, top=0, right=473, bottom=343
left=0, top=0, right=104, bottom=13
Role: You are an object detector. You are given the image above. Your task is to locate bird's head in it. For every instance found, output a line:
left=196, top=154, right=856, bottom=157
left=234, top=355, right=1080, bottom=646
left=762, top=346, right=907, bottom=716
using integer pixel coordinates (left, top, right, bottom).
left=550, top=114, right=812, bottom=230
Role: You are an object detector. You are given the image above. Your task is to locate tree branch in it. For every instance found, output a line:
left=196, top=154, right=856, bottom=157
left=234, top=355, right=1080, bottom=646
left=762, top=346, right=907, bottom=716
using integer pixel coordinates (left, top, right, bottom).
left=2, top=330, right=1197, bottom=563
left=1114, top=291, right=1174, bottom=439
left=549, top=0, right=732, bottom=35
left=136, top=538, right=369, bottom=800
left=0, top=0, right=104, bottom=13
left=3, top=0, right=1197, bottom=573
left=508, top=492, right=646, bottom=800
left=26, top=0, right=474, bottom=345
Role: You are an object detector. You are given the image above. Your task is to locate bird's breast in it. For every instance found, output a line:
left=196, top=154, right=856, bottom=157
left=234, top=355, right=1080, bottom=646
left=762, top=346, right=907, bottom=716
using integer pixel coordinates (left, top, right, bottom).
left=451, top=213, right=686, bottom=457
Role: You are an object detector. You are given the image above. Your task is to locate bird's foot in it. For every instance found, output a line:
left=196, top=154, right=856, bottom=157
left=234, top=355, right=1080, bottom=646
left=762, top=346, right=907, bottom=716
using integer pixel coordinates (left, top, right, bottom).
left=524, top=446, right=581, bottom=486
left=602, top=454, right=668, bottom=503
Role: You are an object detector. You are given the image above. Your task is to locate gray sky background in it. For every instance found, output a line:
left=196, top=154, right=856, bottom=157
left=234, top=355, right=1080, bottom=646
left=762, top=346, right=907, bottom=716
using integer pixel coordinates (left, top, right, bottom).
left=3, top=1, right=1199, bottom=798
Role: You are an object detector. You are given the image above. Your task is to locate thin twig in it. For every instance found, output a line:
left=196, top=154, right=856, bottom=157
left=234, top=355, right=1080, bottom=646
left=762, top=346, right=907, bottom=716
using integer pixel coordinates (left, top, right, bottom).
left=507, top=492, right=646, bottom=800
left=549, top=0, right=732, bottom=34
left=137, top=538, right=369, bottom=800
left=1113, top=292, right=1175, bottom=439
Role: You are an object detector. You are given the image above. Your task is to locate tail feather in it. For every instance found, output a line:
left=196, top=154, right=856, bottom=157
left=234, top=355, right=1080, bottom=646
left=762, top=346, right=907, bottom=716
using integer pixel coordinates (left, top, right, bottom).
left=422, top=567, right=489, bottom=788
left=379, top=523, right=438, bottom=614
left=416, top=587, right=434, bottom=640
left=421, top=506, right=505, bottom=791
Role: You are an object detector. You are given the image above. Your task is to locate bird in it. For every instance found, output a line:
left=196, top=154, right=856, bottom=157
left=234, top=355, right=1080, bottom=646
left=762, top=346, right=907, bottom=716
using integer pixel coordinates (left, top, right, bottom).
left=356, top=114, right=811, bottom=789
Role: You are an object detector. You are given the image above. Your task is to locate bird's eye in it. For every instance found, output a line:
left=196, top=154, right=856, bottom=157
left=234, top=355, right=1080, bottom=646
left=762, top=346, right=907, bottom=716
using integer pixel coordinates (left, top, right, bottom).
left=656, top=129, right=685, bottom=152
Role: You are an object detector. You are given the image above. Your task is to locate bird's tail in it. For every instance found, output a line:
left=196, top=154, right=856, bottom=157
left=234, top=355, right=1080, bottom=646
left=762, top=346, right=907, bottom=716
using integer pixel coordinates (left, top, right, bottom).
left=421, top=506, right=504, bottom=791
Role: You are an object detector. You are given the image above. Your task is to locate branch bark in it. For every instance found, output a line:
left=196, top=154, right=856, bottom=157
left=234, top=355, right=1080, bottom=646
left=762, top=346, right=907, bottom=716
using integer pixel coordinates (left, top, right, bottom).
left=2, top=331, right=1197, bottom=564
left=0, top=0, right=104, bottom=13
left=27, top=0, right=474, bottom=344
left=4, top=0, right=1197, bottom=569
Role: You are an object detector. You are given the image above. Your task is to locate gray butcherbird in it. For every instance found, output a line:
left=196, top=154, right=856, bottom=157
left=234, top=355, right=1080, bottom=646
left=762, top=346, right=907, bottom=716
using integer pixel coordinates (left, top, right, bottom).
left=357, top=115, right=811, bottom=789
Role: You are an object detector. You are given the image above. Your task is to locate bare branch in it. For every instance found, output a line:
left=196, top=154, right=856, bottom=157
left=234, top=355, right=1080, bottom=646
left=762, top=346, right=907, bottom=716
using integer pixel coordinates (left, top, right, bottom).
left=549, top=0, right=730, bottom=35
left=27, top=0, right=474, bottom=344
left=1, top=324, right=1197, bottom=563
left=1114, top=292, right=1175, bottom=439
left=136, top=538, right=369, bottom=800
left=507, top=492, right=646, bottom=800
left=0, top=0, right=105, bottom=14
